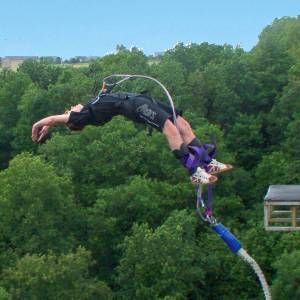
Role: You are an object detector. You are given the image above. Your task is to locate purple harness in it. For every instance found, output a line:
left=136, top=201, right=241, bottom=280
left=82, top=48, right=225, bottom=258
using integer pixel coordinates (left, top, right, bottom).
left=184, top=143, right=216, bottom=172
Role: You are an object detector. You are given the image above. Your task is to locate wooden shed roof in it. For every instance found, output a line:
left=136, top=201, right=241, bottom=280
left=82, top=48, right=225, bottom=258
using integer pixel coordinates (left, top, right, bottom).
left=264, top=185, right=300, bottom=202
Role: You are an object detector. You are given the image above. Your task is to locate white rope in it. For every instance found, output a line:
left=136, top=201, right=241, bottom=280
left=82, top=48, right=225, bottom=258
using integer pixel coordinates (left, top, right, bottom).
left=238, top=248, right=272, bottom=300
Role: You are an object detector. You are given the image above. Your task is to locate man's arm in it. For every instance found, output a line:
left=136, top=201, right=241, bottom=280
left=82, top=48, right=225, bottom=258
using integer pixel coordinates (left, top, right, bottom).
left=31, top=114, right=69, bottom=142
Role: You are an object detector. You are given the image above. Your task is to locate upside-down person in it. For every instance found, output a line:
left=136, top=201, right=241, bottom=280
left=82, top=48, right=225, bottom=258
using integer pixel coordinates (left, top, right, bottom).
left=31, top=89, right=233, bottom=184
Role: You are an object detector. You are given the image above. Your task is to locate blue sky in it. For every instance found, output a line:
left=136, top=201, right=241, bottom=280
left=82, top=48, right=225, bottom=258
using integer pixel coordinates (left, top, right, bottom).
left=0, top=0, right=299, bottom=58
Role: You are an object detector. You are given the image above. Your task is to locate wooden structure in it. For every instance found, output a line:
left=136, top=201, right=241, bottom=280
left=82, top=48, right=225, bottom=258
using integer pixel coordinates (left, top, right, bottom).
left=264, top=185, right=300, bottom=231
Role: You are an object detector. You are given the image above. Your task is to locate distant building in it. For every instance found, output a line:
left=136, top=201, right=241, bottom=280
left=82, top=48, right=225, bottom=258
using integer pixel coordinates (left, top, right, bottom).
left=153, top=51, right=164, bottom=57
left=40, top=56, right=62, bottom=64
left=264, top=185, right=300, bottom=231
left=87, top=56, right=99, bottom=61
left=73, top=56, right=87, bottom=62
left=1, top=56, right=38, bottom=70
left=74, top=56, right=99, bottom=62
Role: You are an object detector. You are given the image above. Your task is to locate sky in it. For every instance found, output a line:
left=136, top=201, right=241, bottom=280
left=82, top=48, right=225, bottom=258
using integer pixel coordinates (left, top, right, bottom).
left=0, top=0, right=299, bottom=58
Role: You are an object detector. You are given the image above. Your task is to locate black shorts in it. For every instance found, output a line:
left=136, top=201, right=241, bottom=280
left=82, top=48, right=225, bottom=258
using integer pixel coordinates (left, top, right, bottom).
left=68, top=92, right=182, bottom=131
left=118, top=94, right=182, bottom=130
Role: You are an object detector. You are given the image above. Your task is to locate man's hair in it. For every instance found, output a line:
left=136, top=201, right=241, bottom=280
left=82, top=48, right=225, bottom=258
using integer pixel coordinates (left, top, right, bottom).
left=66, top=107, right=91, bottom=131
left=66, top=122, right=85, bottom=131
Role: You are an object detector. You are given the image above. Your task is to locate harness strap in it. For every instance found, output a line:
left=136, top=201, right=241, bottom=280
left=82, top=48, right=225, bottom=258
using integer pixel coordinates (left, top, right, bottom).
left=184, top=144, right=216, bottom=170
left=194, top=142, right=217, bottom=223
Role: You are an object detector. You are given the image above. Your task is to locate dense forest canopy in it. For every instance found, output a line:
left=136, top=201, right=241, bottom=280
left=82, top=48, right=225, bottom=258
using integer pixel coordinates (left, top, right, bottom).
left=0, top=16, right=299, bottom=299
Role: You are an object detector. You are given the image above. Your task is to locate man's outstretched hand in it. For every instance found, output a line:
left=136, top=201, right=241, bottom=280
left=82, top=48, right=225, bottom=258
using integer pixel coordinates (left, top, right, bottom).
left=32, top=122, right=50, bottom=142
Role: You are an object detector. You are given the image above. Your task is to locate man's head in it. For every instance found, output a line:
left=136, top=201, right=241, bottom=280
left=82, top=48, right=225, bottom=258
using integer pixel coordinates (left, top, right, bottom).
left=66, top=103, right=90, bottom=131
left=70, top=104, right=84, bottom=112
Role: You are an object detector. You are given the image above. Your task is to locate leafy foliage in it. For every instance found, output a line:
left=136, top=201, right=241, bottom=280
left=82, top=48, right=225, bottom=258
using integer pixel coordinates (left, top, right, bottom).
left=1, top=247, right=112, bottom=300
left=115, top=210, right=203, bottom=300
left=272, top=250, right=300, bottom=300
left=0, top=16, right=299, bottom=299
left=0, top=153, right=81, bottom=264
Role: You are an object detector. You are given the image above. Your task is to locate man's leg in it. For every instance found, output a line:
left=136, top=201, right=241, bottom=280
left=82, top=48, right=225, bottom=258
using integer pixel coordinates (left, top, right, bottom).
left=175, top=116, right=196, bottom=145
left=162, top=119, right=217, bottom=184
left=175, top=115, right=233, bottom=175
left=125, top=96, right=218, bottom=183
left=162, top=119, right=184, bottom=150
left=175, top=116, right=211, bottom=162
left=176, top=116, right=210, bottom=159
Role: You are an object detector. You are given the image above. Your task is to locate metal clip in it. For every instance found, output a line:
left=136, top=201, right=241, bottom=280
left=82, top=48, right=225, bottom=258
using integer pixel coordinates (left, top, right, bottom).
left=196, top=184, right=217, bottom=225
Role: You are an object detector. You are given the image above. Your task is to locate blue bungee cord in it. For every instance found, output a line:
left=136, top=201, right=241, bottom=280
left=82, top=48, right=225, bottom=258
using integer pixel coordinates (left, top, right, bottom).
left=196, top=183, right=272, bottom=300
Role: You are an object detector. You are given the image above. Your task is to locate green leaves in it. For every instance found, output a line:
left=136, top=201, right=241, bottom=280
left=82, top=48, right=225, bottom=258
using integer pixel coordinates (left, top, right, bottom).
left=272, top=250, right=300, bottom=300
left=87, top=176, right=192, bottom=280
left=1, top=247, right=112, bottom=300
left=0, top=153, right=80, bottom=257
left=0, top=16, right=299, bottom=298
left=226, top=113, right=264, bottom=169
left=115, top=210, right=203, bottom=300
left=18, top=59, right=63, bottom=90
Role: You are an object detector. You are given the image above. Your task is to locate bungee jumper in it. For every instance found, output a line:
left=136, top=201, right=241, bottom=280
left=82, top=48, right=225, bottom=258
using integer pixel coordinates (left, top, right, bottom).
left=31, top=74, right=233, bottom=185
left=31, top=74, right=271, bottom=299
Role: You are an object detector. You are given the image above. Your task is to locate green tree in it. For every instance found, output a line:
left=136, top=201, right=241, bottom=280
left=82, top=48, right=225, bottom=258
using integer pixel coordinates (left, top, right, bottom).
left=267, top=65, right=300, bottom=146
left=0, top=153, right=81, bottom=264
left=0, top=71, right=31, bottom=167
left=12, top=67, right=92, bottom=154
left=38, top=118, right=186, bottom=201
left=284, top=115, right=300, bottom=159
left=254, top=151, right=293, bottom=198
left=226, top=113, right=264, bottom=169
left=255, top=16, right=300, bottom=61
left=115, top=210, right=203, bottom=300
left=0, top=287, right=10, bottom=300
left=150, top=56, right=187, bottom=104
left=194, top=229, right=265, bottom=300
left=250, top=18, right=295, bottom=113
left=272, top=250, right=300, bottom=300
left=91, top=46, right=149, bottom=78
left=87, top=176, right=192, bottom=280
left=165, top=42, right=243, bottom=74
left=18, top=59, right=63, bottom=90
left=187, top=61, right=244, bottom=127
left=1, top=247, right=112, bottom=300
left=38, top=120, right=153, bottom=190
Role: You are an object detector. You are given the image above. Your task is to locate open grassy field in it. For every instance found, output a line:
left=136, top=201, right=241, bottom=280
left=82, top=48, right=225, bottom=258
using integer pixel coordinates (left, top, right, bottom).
left=0, top=62, right=91, bottom=71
